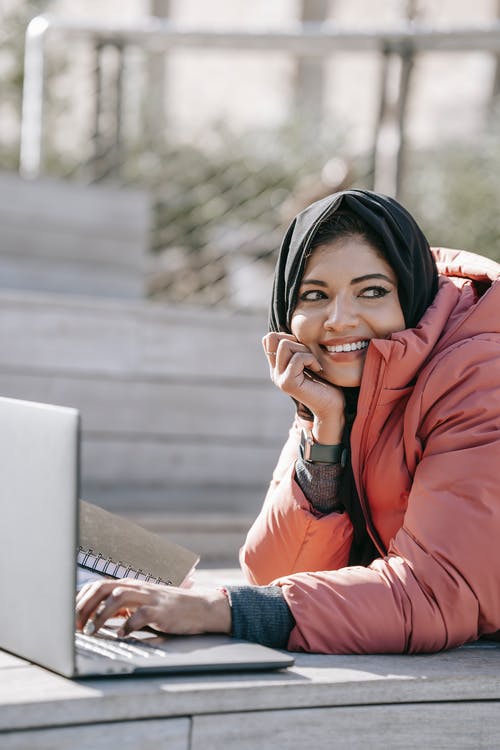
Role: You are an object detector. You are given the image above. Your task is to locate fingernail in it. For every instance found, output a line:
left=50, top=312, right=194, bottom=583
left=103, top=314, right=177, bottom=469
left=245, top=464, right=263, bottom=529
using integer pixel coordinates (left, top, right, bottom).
left=83, top=620, right=96, bottom=636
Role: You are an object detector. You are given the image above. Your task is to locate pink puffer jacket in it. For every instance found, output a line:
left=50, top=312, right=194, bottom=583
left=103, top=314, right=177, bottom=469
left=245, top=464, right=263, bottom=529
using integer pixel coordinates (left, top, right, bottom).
left=240, top=248, right=500, bottom=653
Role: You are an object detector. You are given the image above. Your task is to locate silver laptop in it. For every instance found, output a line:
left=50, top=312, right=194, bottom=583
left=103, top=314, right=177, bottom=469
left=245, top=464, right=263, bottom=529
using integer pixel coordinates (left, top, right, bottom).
left=0, top=396, right=294, bottom=678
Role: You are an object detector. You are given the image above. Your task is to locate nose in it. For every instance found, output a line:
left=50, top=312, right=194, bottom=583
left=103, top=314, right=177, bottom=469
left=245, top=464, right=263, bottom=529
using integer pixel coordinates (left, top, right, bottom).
left=323, top=294, right=359, bottom=332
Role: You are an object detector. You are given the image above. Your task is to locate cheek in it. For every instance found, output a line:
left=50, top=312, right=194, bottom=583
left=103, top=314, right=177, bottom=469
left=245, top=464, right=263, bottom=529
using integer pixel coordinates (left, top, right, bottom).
left=390, top=303, right=406, bottom=332
left=290, top=312, right=310, bottom=341
left=392, top=295, right=406, bottom=329
left=376, top=305, right=406, bottom=336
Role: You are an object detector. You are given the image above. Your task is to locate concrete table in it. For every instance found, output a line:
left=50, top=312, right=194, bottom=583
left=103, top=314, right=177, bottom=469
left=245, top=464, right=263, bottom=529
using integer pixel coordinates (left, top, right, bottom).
left=1, top=638, right=499, bottom=749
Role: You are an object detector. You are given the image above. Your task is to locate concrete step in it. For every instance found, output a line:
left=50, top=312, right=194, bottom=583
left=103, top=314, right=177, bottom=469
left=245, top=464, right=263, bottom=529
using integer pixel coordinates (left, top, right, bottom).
left=120, top=512, right=255, bottom=568
left=0, top=172, right=149, bottom=299
left=0, top=289, right=292, bottom=519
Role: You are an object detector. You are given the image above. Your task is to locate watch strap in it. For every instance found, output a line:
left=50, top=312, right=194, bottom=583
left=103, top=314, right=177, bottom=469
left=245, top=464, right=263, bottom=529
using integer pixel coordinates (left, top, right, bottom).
left=299, top=428, right=347, bottom=466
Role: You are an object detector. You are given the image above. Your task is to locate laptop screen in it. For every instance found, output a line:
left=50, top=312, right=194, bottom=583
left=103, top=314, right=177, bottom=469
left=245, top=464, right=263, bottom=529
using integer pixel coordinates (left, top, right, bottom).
left=0, top=397, right=80, bottom=677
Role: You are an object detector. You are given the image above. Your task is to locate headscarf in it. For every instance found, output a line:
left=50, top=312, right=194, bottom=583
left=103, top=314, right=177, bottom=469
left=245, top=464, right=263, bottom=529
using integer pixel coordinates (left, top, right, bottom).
left=269, top=189, right=439, bottom=565
left=270, top=189, right=438, bottom=333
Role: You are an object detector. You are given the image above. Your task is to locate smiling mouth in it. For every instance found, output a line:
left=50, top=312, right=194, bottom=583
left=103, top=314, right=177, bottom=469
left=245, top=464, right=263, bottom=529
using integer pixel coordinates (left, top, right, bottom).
left=323, top=340, right=369, bottom=353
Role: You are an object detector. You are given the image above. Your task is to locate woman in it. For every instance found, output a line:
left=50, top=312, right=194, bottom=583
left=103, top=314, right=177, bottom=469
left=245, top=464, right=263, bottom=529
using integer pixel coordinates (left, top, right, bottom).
left=77, top=190, right=500, bottom=654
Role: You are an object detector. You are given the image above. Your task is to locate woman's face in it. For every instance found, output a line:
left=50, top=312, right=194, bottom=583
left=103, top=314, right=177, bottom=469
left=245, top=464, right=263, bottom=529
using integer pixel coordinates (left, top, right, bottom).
left=290, top=236, right=405, bottom=388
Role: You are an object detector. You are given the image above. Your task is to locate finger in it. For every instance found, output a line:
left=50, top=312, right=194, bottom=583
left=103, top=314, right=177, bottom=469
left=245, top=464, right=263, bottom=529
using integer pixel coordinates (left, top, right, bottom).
left=273, top=354, right=330, bottom=405
left=263, top=335, right=316, bottom=380
left=303, top=368, right=330, bottom=385
left=76, top=579, right=145, bottom=630
left=273, top=338, right=319, bottom=359
left=262, top=332, right=297, bottom=357
left=275, top=348, right=323, bottom=381
left=262, top=332, right=291, bottom=353
left=75, top=582, right=94, bottom=605
left=265, top=338, right=321, bottom=373
left=263, top=334, right=280, bottom=373
left=76, top=580, right=120, bottom=629
left=75, top=578, right=112, bottom=603
left=118, top=605, right=158, bottom=637
left=91, top=588, right=152, bottom=634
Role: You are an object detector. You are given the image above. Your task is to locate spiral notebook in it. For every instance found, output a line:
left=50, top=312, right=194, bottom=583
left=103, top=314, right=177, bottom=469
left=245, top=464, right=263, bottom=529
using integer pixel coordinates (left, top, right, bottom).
left=78, top=500, right=198, bottom=587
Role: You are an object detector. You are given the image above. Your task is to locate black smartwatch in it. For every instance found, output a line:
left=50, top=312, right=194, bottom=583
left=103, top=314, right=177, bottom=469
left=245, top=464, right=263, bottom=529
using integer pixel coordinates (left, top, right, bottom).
left=299, top=428, right=347, bottom=466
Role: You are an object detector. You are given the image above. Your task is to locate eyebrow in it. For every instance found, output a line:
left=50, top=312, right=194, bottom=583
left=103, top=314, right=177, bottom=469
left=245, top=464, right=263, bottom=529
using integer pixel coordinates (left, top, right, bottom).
left=301, top=273, right=396, bottom=286
left=351, top=273, right=395, bottom=284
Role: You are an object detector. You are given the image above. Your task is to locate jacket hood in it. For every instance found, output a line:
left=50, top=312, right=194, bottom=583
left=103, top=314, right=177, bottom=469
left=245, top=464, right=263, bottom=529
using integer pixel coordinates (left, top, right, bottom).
left=371, top=247, right=500, bottom=390
left=433, top=246, right=500, bottom=289
left=269, top=189, right=439, bottom=332
left=432, top=246, right=500, bottom=342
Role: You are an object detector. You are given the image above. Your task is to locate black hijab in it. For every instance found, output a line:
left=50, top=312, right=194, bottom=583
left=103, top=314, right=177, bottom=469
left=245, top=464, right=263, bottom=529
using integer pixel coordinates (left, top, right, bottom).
left=269, top=190, right=439, bottom=565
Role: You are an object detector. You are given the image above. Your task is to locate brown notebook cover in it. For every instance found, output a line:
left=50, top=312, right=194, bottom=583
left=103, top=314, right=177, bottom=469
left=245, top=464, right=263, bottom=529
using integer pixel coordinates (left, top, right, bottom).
left=78, top=500, right=199, bottom=587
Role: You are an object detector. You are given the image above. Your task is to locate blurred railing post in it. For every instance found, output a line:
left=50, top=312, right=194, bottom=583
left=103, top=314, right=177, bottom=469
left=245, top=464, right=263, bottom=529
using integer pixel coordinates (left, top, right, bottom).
left=370, top=0, right=418, bottom=197
left=89, top=41, right=125, bottom=182
left=489, top=0, right=500, bottom=115
left=294, top=0, right=329, bottom=136
left=19, top=15, right=49, bottom=179
left=371, top=42, right=414, bottom=198
left=145, top=0, right=171, bottom=145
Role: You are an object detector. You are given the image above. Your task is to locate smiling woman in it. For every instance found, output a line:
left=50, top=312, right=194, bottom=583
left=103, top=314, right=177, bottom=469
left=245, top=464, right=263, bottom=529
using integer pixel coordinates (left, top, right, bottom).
left=77, top=190, right=500, bottom=657
left=239, top=189, right=500, bottom=652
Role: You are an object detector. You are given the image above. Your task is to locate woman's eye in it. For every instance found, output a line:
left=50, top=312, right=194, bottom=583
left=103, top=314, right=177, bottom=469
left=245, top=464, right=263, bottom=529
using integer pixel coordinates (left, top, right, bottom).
left=299, top=290, right=327, bottom=302
left=360, top=286, right=390, bottom=299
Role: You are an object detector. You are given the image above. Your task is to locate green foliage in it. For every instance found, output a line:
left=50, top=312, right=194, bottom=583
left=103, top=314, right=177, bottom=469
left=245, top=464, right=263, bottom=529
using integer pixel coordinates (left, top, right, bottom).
left=122, top=123, right=347, bottom=258
left=403, top=133, right=500, bottom=263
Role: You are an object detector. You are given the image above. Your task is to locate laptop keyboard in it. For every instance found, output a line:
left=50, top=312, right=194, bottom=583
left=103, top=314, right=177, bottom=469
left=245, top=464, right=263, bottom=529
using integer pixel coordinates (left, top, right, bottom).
left=75, top=627, right=169, bottom=662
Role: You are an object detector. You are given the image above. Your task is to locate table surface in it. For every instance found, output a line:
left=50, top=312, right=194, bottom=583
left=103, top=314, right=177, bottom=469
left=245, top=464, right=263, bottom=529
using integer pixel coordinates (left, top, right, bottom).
left=2, top=569, right=500, bottom=749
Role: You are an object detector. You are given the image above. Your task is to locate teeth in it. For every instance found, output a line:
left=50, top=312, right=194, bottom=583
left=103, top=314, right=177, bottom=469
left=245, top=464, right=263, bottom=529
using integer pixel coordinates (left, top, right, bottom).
left=325, top=340, right=369, bottom=353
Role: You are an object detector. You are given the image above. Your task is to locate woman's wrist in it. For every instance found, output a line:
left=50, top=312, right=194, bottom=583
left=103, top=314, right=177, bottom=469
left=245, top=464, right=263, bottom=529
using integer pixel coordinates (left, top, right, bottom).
left=204, top=588, right=232, bottom=635
left=312, top=415, right=345, bottom=445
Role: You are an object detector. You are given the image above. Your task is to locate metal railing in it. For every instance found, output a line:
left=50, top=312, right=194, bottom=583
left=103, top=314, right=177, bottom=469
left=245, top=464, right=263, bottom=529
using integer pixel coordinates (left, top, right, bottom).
left=21, top=17, right=500, bottom=190
left=17, top=16, right=500, bottom=307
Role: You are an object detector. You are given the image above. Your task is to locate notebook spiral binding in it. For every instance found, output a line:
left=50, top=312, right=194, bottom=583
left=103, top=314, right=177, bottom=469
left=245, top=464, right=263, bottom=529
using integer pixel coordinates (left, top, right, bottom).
left=77, top=547, right=173, bottom=586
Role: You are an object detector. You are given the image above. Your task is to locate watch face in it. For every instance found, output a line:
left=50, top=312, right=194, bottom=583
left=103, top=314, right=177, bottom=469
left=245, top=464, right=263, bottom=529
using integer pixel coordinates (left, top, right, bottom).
left=300, top=428, right=313, bottom=461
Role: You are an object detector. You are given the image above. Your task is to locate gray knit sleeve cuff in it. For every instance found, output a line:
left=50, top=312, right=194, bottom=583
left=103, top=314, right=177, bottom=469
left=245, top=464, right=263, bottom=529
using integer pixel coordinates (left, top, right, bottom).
left=295, top=457, right=345, bottom=514
left=225, top=585, right=295, bottom=649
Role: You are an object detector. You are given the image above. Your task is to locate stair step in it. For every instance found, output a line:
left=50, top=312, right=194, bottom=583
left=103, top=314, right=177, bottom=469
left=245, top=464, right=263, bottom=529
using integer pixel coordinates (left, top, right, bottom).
left=121, top=512, right=254, bottom=568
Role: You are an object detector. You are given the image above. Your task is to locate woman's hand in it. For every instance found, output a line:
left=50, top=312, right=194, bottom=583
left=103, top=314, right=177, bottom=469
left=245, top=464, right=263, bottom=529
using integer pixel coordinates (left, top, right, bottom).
left=76, top=579, right=231, bottom=638
left=263, top=332, right=345, bottom=443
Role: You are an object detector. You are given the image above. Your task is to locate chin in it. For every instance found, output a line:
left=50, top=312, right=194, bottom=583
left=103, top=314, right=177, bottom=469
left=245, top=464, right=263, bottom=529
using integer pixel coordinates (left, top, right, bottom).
left=335, top=378, right=362, bottom=388
left=323, top=368, right=363, bottom=388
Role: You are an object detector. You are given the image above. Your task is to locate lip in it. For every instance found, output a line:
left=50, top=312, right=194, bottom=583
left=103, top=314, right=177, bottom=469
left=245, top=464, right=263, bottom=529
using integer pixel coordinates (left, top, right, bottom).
left=319, top=337, right=370, bottom=359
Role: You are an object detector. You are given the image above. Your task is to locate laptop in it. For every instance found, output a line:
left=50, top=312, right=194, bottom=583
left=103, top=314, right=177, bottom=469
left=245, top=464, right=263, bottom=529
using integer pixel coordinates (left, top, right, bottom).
left=0, top=396, right=294, bottom=678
